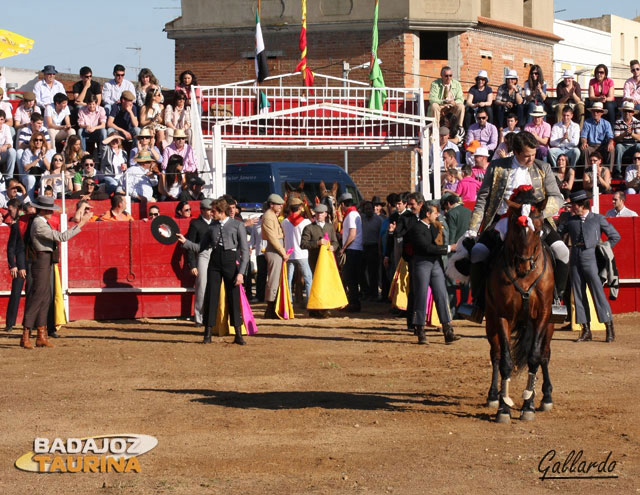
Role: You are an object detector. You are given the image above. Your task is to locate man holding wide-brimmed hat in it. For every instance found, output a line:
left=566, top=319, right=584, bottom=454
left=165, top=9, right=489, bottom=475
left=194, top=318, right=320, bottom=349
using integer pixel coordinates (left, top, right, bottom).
left=20, top=196, right=91, bottom=349
left=613, top=101, right=640, bottom=176
left=558, top=190, right=620, bottom=343
left=581, top=101, right=615, bottom=171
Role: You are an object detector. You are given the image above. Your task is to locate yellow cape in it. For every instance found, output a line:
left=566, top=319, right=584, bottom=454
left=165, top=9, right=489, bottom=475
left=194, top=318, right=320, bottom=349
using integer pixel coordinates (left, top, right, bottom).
left=389, top=259, right=410, bottom=311
left=54, top=264, right=67, bottom=329
left=214, top=281, right=247, bottom=336
left=307, top=244, right=348, bottom=310
left=570, top=285, right=606, bottom=332
left=275, top=261, right=295, bottom=320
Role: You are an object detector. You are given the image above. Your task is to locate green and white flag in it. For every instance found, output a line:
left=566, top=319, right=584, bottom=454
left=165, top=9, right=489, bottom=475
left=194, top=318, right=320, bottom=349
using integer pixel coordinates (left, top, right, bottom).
left=368, top=0, right=386, bottom=110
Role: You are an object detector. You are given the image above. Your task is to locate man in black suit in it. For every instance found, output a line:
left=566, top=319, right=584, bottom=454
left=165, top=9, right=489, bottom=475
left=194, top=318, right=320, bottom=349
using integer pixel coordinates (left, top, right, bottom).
left=5, top=199, right=28, bottom=332
left=185, top=198, right=214, bottom=325
left=406, top=203, right=460, bottom=345
left=178, top=198, right=250, bottom=345
left=442, top=194, right=472, bottom=315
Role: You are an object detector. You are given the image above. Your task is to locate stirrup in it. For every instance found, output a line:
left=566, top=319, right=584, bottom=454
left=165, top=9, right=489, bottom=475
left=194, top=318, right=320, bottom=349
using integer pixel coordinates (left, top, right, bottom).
left=549, top=298, right=568, bottom=324
left=458, top=303, right=484, bottom=324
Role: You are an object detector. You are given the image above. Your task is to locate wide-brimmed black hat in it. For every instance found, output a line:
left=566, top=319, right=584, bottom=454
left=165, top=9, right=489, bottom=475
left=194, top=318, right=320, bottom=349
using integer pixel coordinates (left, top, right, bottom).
left=371, top=195, right=386, bottom=206
left=566, top=190, right=592, bottom=204
left=31, top=196, right=60, bottom=211
left=151, top=215, right=180, bottom=245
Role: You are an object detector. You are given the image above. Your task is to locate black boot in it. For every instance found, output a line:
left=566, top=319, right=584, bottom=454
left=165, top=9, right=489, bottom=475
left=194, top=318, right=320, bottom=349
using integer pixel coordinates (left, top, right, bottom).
left=576, top=324, right=592, bottom=342
left=203, top=326, right=212, bottom=344
left=554, top=261, right=570, bottom=300
left=416, top=326, right=427, bottom=345
left=233, top=326, right=246, bottom=345
left=605, top=321, right=615, bottom=343
left=443, top=323, right=461, bottom=344
left=459, top=262, right=486, bottom=323
left=263, top=301, right=277, bottom=319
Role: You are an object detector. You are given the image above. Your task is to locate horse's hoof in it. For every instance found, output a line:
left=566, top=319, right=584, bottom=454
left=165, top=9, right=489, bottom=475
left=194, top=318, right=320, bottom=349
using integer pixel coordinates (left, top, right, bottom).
left=495, top=413, right=511, bottom=424
left=487, top=400, right=499, bottom=409
left=520, top=410, right=536, bottom=421
left=540, top=402, right=553, bottom=412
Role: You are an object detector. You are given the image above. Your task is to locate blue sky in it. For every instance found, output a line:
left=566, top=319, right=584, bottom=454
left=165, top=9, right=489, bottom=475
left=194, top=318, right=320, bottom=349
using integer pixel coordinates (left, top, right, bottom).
left=1, top=1, right=639, bottom=88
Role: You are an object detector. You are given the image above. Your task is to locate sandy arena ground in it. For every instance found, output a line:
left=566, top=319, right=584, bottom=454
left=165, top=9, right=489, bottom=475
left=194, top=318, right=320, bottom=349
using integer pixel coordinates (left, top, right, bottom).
left=1, top=303, right=638, bottom=494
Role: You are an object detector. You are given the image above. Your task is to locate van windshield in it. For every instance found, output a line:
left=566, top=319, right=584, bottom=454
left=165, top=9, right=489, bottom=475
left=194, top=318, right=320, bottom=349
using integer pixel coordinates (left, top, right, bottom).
left=226, top=180, right=271, bottom=204
left=281, top=181, right=342, bottom=203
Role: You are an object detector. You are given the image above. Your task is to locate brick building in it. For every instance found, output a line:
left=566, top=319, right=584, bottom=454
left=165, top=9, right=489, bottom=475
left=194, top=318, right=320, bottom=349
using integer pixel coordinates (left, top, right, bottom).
left=165, top=0, right=560, bottom=198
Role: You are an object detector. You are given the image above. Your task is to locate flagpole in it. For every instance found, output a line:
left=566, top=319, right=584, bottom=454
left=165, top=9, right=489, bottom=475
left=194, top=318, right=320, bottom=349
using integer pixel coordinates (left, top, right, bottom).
left=258, top=0, right=261, bottom=18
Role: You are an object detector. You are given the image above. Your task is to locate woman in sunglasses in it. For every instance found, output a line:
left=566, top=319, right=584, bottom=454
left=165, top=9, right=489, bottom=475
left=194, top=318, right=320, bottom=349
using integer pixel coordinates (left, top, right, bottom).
left=175, top=200, right=192, bottom=219
left=41, top=153, right=72, bottom=198
left=20, top=132, right=55, bottom=200
left=588, top=64, right=616, bottom=127
left=524, top=64, right=547, bottom=123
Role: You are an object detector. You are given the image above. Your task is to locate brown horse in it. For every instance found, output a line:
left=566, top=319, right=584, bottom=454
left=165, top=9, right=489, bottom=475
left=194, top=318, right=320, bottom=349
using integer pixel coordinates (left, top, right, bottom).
left=485, top=189, right=555, bottom=424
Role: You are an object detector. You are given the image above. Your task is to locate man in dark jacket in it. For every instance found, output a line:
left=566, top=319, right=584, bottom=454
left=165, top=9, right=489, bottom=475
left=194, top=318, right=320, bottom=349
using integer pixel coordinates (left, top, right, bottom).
left=185, top=198, right=213, bottom=325
left=442, top=194, right=472, bottom=315
left=5, top=199, right=27, bottom=332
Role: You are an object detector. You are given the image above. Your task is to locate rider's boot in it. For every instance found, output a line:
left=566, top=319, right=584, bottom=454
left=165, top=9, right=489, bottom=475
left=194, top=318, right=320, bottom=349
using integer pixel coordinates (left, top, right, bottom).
left=459, top=261, right=487, bottom=324
left=550, top=261, right=570, bottom=323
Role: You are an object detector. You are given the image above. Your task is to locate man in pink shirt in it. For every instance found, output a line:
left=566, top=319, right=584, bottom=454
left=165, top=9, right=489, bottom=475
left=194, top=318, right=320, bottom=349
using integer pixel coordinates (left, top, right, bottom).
left=523, top=104, right=551, bottom=161
left=623, top=59, right=640, bottom=111
left=77, top=95, right=107, bottom=160
left=161, top=128, right=197, bottom=173
left=455, top=165, right=481, bottom=201
left=471, top=147, right=490, bottom=182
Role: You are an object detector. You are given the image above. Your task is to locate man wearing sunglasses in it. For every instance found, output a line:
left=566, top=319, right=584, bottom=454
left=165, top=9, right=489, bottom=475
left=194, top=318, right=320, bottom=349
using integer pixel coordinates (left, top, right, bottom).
left=613, top=101, right=640, bottom=177
left=465, top=107, right=498, bottom=157
left=102, top=64, right=135, bottom=115
left=428, top=66, right=465, bottom=129
left=73, top=66, right=102, bottom=108
left=623, top=59, right=640, bottom=112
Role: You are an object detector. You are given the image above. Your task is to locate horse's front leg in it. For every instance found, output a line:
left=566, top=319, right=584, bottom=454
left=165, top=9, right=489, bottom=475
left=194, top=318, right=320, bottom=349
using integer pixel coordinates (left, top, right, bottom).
left=496, top=318, right=514, bottom=424
left=520, top=321, right=546, bottom=421
left=540, top=323, right=554, bottom=411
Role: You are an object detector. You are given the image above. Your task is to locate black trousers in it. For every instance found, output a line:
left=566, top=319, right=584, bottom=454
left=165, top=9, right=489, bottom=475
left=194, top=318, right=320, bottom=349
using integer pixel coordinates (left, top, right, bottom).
left=203, top=248, right=243, bottom=328
left=23, top=252, right=52, bottom=329
left=363, top=244, right=380, bottom=298
left=343, top=249, right=363, bottom=307
left=256, top=255, right=267, bottom=302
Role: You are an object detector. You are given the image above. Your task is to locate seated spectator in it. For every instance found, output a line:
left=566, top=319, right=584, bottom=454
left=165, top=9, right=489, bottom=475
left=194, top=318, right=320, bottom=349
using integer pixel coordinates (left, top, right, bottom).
left=178, top=176, right=205, bottom=202
left=128, top=128, right=162, bottom=167
left=72, top=155, right=102, bottom=192
left=0, top=179, right=29, bottom=208
left=583, top=151, right=612, bottom=194
left=549, top=105, right=581, bottom=168
left=471, top=147, right=490, bottom=182
left=623, top=59, right=640, bottom=112
left=119, top=151, right=158, bottom=202
left=159, top=154, right=185, bottom=201
left=20, top=132, right=55, bottom=200
left=455, top=165, right=481, bottom=202
left=0, top=88, right=14, bottom=131
left=432, top=125, right=460, bottom=166
left=71, top=199, right=99, bottom=223
left=581, top=101, right=615, bottom=170
left=606, top=191, right=638, bottom=217
left=44, top=92, right=76, bottom=147
left=428, top=66, right=464, bottom=127
left=146, top=204, right=160, bottom=221
left=498, top=112, right=520, bottom=144
left=442, top=148, right=460, bottom=173
left=495, top=69, right=524, bottom=128
left=99, top=193, right=133, bottom=221
left=63, top=135, right=87, bottom=170
left=107, top=91, right=140, bottom=142
left=0, top=110, right=16, bottom=180
left=41, top=153, right=72, bottom=198
left=554, top=154, right=575, bottom=199
left=492, top=132, right=516, bottom=162
left=70, top=176, right=109, bottom=201
left=554, top=69, right=585, bottom=127
left=175, top=70, right=200, bottom=107
left=465, top=107, right=498, bottom=156
left=588, top=64, right=616, bottom=128
left=175, top=200, right=192, bottom=219
left=102, top=64, right=136, bottom=114
left=13, top=91, right=40, bottom=133
left=523, top=105, right=551, bottom=161
left=164, top=91, right=192, bottom=146
left=523, top=64, right=547, bottom=123
left=77, top=95, right=107, bottom=160
left=161, top=129, right=196, bottom=173
left=99, top=134, right=128, bottom=194
left=442, top=168, right=460, bottom=195
left=443, top=112, right=465, bottom=146
left=72, top=66, right=102, bottom=109
left=135, top=68, right=161, bottom=108
left=464, top=70, right=493, bottom=129
left=17, top=113, right=52, bottom=155
left=624, top=150, right=640, bottom=194
left=613, top=101, right=640, bottom=177
left=139, top=88, right=166, bottom=148
left=33, top=65, right=65, bottom=109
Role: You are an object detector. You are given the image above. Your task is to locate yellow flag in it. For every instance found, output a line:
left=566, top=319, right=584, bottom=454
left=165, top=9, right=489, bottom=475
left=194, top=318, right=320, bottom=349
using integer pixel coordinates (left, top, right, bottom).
left=0, top=30, right=34, bottom=59
left=307, top=244, right=348, bottom=310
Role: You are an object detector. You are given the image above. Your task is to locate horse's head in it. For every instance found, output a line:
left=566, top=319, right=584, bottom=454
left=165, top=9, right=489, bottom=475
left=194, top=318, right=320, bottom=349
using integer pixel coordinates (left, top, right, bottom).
left=505, top=186, right=546, bottom=277
left=317, top=180, right=339, bottom=223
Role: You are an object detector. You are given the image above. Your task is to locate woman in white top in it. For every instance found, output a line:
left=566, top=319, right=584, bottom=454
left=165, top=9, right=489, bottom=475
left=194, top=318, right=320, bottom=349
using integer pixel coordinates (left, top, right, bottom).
left=99, top=134, right=128, bottom=194
left=139, top=89, right=166, bottom=150
left=164, top=91, right=192, bottom=146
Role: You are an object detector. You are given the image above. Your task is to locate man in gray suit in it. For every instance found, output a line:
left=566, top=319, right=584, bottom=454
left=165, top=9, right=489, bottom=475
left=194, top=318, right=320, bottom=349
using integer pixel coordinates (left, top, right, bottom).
left=461, top=131, right=570, bottom=323
left=178, top=198, right=250, bottom=345
left=185, top=198, right=214, bottom=325
left=558, top=190, right=620, bottom=342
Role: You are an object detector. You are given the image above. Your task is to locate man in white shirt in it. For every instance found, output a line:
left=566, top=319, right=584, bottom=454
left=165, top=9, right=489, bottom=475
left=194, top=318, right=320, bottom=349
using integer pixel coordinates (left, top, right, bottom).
left=282, top=198, right=313, bottom=304
left=119, top=151, right=158, bottom=201
left=33, top=65, right=66, bottom=110
left=44, top=92, right=75, bottom=145
left=338, top=192, right=363, bottom=312
left=0, top=109, right=16, bottom=179
left=102, top=64, right=136, bottom=114
left=606, top=191, right=638, bottom=217
left=548, top=105, right=580, bottom=168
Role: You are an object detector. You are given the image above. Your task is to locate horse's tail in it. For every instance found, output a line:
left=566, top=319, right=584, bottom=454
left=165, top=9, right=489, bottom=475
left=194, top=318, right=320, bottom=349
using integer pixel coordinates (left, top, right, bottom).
left=511, top=318, right=535, bottom=374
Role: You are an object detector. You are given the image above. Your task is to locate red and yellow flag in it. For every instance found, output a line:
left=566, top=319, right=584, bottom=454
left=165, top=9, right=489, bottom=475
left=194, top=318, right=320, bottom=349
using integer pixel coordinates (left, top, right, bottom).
left=295, top=0, right=314, bottom=88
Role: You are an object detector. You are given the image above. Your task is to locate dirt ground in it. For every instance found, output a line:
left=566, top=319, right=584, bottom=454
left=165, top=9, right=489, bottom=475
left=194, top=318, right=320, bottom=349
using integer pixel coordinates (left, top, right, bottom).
left=1, top=303, right=638, bottom=494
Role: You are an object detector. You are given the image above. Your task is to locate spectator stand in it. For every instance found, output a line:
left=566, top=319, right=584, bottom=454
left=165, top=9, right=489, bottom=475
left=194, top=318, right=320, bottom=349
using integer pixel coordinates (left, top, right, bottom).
left=189, top=72, right=441, bottom=199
